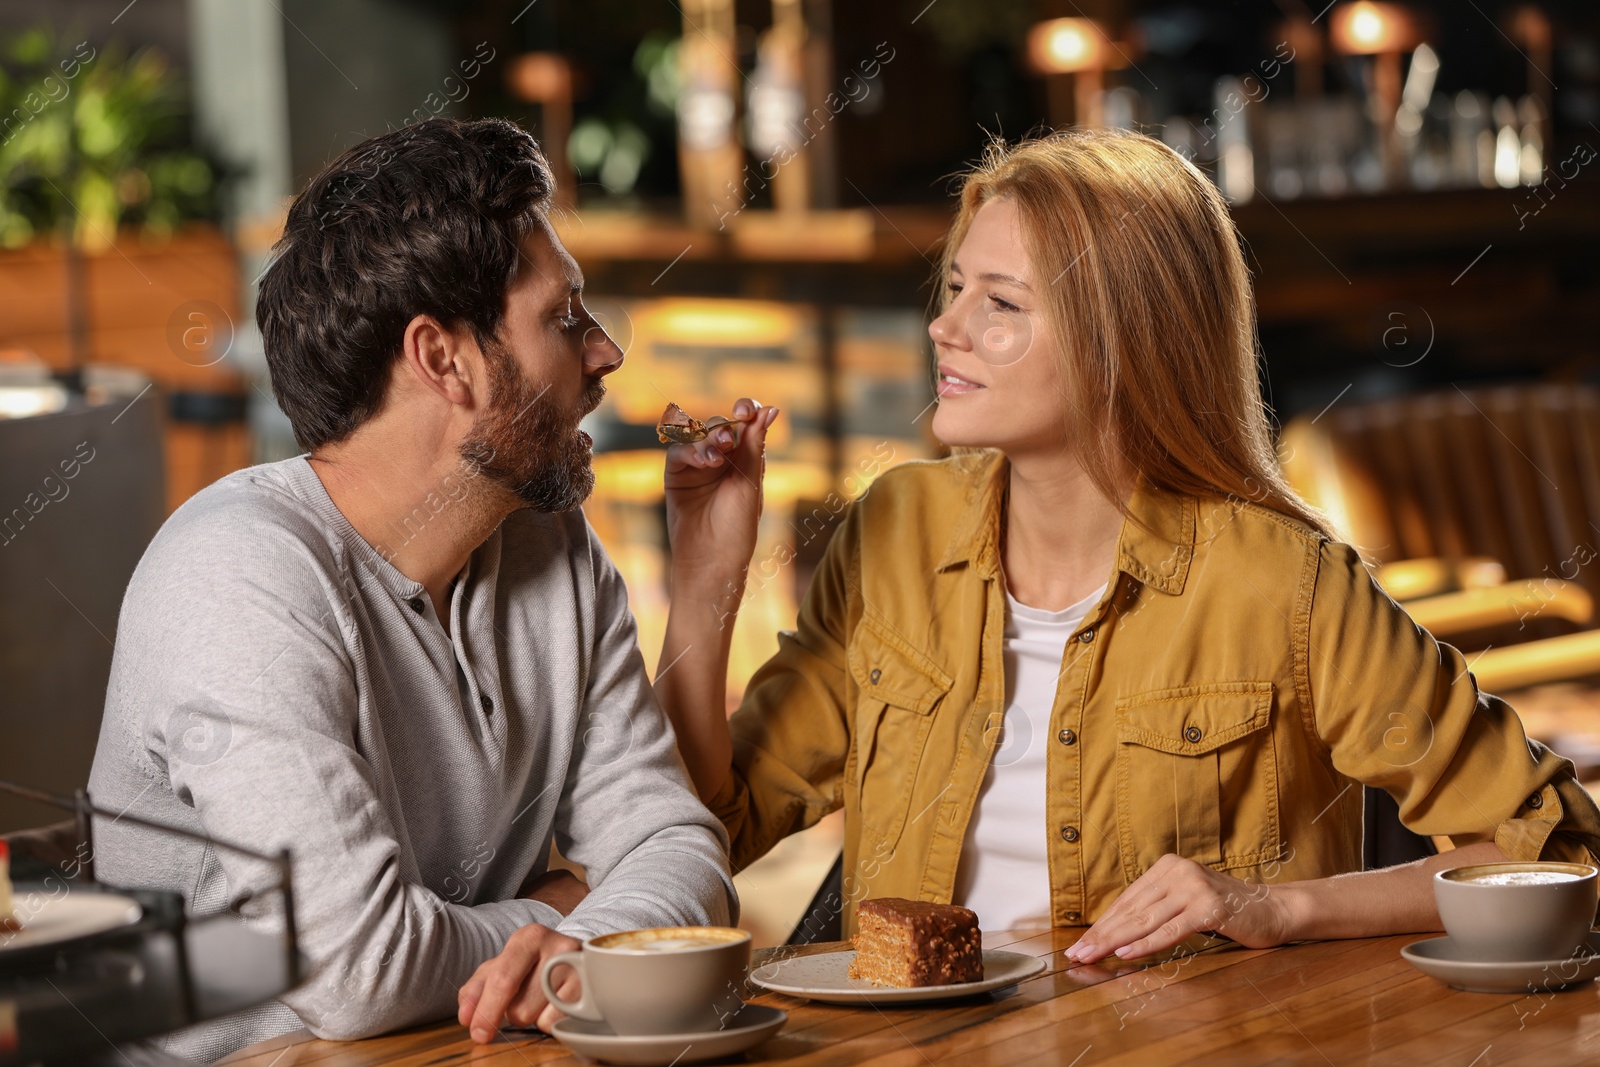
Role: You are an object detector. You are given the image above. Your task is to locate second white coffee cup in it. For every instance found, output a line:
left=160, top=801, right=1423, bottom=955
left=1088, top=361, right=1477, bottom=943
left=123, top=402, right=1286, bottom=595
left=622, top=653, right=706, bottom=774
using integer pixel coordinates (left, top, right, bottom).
left=539, top=925, right=750, bottom=1035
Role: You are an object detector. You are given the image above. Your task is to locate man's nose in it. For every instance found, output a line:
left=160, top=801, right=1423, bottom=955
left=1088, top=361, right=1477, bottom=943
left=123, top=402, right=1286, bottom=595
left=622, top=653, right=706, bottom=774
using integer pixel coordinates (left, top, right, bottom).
left=583, top=325, right=624, bottom=376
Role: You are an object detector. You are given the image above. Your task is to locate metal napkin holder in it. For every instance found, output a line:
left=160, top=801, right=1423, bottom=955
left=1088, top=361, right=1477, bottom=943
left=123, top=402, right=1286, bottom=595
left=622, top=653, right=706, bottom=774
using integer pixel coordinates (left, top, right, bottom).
left=0, top=779, right=303, bottom=1064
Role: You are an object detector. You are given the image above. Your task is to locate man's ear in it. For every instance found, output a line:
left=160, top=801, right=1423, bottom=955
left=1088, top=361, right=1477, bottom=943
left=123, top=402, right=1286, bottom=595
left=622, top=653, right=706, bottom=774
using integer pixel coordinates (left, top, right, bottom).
left=402, top=314, right=482, bottom=409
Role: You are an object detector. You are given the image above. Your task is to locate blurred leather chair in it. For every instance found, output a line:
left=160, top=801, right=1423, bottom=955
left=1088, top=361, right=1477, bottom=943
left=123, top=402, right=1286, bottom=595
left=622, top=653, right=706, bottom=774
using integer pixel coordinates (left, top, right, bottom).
left=1282, top=383, right=1600, bottom=693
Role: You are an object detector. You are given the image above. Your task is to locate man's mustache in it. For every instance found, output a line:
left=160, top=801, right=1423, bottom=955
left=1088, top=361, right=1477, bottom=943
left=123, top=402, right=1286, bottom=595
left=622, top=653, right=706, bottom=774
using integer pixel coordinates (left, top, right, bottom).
left=578, top=381, right=606, bottom=420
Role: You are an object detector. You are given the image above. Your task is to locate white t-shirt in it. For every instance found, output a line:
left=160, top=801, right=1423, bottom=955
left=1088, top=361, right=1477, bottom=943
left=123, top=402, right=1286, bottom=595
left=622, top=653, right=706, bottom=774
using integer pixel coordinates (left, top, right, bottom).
left=953, top=581, right=1105, bottom=930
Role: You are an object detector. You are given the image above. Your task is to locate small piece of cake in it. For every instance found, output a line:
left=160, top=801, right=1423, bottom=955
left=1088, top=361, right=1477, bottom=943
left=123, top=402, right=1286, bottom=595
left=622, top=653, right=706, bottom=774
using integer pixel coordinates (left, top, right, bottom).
left=0, top=840, right=17, bottom=932
left=848, top=897, right=983, bottom=987
left=656, top=402, right=709, bottom=444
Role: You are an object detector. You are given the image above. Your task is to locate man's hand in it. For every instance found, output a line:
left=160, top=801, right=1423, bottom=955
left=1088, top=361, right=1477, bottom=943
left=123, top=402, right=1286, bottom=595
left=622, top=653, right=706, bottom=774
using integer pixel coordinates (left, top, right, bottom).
left=1064, top=854, right=1296, bottom=964
left=525, top=868, right=589, bottom=917
left=457, top=925, right=583, bottom=1042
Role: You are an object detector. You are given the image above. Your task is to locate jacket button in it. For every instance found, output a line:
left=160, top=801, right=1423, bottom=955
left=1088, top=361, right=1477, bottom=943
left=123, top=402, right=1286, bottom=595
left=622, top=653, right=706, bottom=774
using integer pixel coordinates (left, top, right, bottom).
left=1078, top=628, right=1094, bottom=643
left=480, top=693, right=494, bottom=715
left=1527, top=791, right=1543, bottom=809
left=1066, top=910, right=1081, bottom=923
left=1060, top=825, right=1079, bottom=843
left=408, top=597, right=425, bottom=614
left=1184, top=725, right=1203, bottom=743
left=870, top=668, right=882, bottom=685
left=1058, top=728, right=1077, bottom=745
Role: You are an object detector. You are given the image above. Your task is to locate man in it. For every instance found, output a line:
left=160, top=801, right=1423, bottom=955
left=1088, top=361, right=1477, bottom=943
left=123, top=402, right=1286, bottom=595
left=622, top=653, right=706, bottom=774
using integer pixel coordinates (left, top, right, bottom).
left=87, top=117, right=736, bottom=1061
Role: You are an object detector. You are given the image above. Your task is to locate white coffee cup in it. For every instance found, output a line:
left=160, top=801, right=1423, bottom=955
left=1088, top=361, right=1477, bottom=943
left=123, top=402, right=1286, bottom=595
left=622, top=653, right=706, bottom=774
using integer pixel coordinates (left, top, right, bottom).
left=538, top=925, right=750, bottom=1035
left=1434, top=861, right=1598, bottom=962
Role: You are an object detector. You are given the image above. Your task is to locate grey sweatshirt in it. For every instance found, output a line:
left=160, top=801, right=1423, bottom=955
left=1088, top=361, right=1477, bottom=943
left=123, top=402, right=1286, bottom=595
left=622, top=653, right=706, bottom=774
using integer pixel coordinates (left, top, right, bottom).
left=87, top=457, right=735, bottom=1062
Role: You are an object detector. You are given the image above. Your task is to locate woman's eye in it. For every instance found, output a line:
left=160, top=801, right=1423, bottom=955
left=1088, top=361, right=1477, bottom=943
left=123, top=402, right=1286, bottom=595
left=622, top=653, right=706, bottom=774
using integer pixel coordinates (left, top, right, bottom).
left=989, top=295, right=1021, bottom=313
left=946, top=281, right=963, bottom=296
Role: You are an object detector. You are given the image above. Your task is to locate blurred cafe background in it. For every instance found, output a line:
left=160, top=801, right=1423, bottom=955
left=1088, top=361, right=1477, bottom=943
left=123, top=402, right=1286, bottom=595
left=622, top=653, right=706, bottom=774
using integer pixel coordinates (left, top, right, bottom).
left=1, top=0, right=1598, bottom=947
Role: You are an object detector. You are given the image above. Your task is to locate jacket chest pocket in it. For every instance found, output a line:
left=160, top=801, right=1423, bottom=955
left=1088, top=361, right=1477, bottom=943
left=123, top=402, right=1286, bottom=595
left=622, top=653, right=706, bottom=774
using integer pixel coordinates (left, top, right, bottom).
left=846, top=618, right=954, bottom=855
left=1114, top=681, right=1279, bottom=881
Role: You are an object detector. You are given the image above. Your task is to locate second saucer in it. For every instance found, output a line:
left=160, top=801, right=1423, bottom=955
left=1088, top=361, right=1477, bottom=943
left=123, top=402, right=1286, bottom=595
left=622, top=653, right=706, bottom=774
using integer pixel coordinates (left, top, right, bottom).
left=550, top=1003, right=787, bottom=1066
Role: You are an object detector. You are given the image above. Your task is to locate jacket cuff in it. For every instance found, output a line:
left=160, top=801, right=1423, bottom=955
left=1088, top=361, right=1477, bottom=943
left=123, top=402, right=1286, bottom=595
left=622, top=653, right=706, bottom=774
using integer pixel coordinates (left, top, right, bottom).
left=1493, top=781, right=1564, bottom=862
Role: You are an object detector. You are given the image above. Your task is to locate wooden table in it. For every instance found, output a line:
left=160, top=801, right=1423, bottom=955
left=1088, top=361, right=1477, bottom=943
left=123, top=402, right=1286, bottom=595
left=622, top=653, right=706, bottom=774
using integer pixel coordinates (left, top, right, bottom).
left=223, top=929, right=1600, bottom=1065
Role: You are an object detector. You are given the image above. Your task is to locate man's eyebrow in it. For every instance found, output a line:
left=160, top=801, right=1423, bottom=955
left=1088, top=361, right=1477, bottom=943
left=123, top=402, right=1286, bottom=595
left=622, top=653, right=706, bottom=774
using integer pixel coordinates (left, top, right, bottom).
left=548, top=277, right=582, bottom=305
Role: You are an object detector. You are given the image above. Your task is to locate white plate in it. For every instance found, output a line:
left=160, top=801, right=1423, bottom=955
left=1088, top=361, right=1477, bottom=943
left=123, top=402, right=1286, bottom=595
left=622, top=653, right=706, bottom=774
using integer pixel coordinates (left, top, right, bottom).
left=550, top=1003, right=786, bottom=1066
left=1401, top=931, right=1600, bottom=994
left=748, top=948, right=1046, bottom=1005
left=0, top=885, right=143, bottom=954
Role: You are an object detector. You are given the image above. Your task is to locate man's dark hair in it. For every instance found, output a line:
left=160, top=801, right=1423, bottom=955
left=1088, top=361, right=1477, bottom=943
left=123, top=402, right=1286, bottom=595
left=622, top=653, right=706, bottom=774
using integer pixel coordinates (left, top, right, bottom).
left=257, top=117, right=554, bottom=450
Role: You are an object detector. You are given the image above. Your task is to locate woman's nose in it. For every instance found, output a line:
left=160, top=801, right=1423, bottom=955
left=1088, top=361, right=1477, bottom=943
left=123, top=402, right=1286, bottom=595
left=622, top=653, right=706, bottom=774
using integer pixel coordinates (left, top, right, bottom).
left=929, top=304, right=967, bottom=350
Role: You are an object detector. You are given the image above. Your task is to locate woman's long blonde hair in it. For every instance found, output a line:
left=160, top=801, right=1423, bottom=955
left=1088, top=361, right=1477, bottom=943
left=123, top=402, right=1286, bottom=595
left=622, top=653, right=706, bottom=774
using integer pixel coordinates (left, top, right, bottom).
left=939, top=127, right=1334, bottom=538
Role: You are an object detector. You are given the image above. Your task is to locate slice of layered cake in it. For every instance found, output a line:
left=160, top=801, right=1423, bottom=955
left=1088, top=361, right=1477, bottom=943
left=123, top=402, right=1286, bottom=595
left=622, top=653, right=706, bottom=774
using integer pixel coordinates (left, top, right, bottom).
left=848, top=897, right=983, bottom=987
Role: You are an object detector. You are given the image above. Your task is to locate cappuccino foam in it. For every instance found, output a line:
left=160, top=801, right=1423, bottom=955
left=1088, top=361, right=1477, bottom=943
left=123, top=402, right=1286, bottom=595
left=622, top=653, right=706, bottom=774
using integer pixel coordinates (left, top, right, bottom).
left=627, top=937, right=729, bottom=952
left=1461, top=871, right=1584, bottom=886
left=594, top=926, right=747, bottom=952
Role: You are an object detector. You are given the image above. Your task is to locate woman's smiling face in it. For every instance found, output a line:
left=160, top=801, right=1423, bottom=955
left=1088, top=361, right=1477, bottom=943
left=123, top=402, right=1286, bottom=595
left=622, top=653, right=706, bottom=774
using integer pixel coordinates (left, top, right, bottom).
left=928, top=197, right=1077, bottom=456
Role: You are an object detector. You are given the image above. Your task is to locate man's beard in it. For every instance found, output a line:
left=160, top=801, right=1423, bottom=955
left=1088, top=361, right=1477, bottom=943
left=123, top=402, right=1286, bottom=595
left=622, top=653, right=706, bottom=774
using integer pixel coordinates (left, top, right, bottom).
left=459, top=344, right=603, bottom=513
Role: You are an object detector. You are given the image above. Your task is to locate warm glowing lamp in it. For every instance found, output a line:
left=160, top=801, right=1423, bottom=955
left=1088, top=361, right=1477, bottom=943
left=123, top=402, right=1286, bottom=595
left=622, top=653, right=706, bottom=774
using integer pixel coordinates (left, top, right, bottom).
left=1329, top=3, right=1424, bottom=185
left=1329, top=2, right=1420, bottom=55
left=1027, top=18, right=1129, bottom=128
left=1028, top=19, right=1105, bottom=74
left=1351, top=5, right=1385, bottom=51
left=508, top=53, right=576, bottom=209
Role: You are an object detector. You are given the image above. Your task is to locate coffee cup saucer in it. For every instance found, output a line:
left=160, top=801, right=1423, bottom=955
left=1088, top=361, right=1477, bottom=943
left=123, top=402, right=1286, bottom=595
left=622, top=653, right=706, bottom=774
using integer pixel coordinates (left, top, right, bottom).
left=550, top=1003, right=787, bottom=1066
left=1401, top=930, right=1600, bottom=994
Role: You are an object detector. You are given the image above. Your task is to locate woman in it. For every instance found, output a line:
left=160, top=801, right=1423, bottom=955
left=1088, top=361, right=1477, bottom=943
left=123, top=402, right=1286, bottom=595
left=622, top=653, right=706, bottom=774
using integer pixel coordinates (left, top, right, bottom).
left=659, top=128, right=1600, bottom=962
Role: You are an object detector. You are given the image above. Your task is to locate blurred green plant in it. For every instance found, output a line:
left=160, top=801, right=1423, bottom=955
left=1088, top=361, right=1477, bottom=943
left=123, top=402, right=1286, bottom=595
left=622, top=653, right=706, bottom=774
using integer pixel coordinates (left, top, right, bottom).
left=0, top=26, right=220, bottom=250
left=634, top=32, right=680, bottom=118
left=565, top=33, right=678, bottom=201
left=570, top=117, right=651, bottom=196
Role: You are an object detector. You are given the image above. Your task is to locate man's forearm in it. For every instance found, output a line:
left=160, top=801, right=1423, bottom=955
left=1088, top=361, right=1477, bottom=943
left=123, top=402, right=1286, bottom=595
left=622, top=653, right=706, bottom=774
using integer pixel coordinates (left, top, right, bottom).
left=655, top=571, right=741, bottom=800
left=1278, top=840, right=1508, bottom=941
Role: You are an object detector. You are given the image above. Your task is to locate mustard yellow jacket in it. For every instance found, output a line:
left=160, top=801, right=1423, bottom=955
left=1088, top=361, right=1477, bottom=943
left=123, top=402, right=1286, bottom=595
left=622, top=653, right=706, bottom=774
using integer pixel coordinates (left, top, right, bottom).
left=708, top=451, right=1600, bottom=931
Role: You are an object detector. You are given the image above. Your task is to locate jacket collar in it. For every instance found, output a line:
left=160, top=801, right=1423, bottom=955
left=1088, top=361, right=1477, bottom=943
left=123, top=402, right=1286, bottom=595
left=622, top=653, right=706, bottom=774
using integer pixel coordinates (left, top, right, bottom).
left=935, top=450, right=1195, bottom=596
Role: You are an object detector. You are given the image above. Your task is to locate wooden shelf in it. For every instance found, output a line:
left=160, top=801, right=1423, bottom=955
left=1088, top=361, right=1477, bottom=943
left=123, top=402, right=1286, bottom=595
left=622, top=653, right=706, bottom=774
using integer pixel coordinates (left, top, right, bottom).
left=0, top=225, right=253, bottom=512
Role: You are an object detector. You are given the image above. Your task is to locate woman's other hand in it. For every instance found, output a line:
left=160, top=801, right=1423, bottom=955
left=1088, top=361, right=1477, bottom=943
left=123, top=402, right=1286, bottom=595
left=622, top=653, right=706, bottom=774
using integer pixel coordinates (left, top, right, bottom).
left=1064, top=854, right=1296, bottom=963
left=663, top=398, right=781, bottom=595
